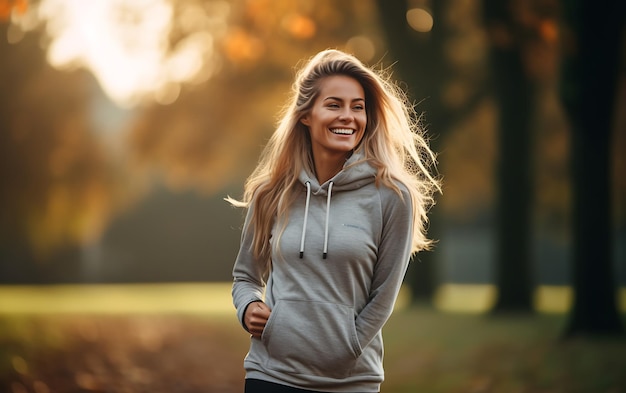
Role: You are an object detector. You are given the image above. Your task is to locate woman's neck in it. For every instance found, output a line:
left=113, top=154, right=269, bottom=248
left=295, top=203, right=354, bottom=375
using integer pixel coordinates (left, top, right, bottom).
left=313, top=153, right=348, bottom=184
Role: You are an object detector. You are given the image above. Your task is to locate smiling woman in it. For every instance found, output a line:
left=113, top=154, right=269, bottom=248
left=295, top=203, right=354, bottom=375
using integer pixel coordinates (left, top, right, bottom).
left=228, top=49, right=441, bottom=393
left=300, top=75, right=367, bottom=183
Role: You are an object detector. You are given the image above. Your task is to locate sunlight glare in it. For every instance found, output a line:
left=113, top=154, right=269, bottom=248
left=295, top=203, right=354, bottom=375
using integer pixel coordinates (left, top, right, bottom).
left=34, top=0, right=220, bottom=107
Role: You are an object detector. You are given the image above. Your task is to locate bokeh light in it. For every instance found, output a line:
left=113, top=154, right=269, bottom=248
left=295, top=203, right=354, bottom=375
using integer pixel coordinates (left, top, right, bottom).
left=345, top=35, right=376, bottom=62
left=406, top=7, right=433, bottom=33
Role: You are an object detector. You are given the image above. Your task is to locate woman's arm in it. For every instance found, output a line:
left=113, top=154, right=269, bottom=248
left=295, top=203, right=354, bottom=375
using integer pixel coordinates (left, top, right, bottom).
left=355, top=185, right=413, bottom=349
left=232, top=204, right=269, bottom=332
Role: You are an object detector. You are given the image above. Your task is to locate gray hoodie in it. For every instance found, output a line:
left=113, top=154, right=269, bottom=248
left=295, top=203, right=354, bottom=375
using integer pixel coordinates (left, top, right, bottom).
left=232, top=152, right=413, bottom=393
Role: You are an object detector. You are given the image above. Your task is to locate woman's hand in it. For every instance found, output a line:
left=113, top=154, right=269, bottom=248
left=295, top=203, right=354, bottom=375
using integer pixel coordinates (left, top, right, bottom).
left=244, top=301, right=271, bottom=338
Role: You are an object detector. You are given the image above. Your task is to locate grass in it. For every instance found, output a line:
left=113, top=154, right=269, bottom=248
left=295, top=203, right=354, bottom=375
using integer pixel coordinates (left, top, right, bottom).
left=382, top=306, right=626, bottom=393
left=0, top=284, right=625, bottom=392
left=0, top=283, right=234, bottom=314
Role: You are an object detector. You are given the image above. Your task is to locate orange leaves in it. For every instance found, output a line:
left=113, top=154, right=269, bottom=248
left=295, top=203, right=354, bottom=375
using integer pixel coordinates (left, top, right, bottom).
left=223, top=27, right=265, bottom=65
left=223, top=12, right=317, bottom=66
left=539, top=19, right=558, bottom=44
left=0, top=0, right=28, bottom=21
left=220, top=0, right=353, bottom=69
left=282, top=13, right=316, bottom=39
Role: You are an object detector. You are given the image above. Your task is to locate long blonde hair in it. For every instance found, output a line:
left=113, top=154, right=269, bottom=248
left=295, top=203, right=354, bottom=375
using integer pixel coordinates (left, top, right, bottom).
left=228, top=49, right=440, bottom=265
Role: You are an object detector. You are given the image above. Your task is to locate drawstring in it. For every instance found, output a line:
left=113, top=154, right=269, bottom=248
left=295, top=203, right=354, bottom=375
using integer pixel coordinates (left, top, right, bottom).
left=323, top=181, right=333, bottom=259
left=298, top=180, right=333, bottom=259
left=299, top=181, right=311, bottom=258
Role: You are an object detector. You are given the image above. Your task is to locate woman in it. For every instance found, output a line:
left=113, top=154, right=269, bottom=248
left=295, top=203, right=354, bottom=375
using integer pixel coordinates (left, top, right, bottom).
left=229, top=49, right=440, bottom=393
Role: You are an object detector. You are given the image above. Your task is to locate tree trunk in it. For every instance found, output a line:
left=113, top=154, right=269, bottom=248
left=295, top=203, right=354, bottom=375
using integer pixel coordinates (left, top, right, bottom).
left=561, top=0, right=625, bottom=337
left=484, top=0, right=534, bottom=313
left=375, top=0, right=445, bottom=301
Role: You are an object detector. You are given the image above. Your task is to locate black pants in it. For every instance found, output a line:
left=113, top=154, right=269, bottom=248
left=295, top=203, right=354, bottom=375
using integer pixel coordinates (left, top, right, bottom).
left=244, top=379, right=322, bottom=393
left=244, top=379, right=378, bottom=393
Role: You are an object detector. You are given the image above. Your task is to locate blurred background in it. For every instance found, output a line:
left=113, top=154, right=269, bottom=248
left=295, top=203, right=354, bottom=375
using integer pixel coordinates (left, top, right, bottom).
left=1, top=0, right=625, bottom=392
left=1, top=0, right=624, bottom=310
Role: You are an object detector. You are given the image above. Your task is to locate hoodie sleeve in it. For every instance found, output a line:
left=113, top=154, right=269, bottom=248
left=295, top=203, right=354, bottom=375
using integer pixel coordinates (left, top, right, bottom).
left=355, top=184, right=413, bottom=350
left=231, top=203, right=267, bottom=330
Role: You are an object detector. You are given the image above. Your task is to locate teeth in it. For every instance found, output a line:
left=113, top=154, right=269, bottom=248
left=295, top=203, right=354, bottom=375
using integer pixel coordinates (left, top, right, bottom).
left=330, top=128, right=354, bottom=135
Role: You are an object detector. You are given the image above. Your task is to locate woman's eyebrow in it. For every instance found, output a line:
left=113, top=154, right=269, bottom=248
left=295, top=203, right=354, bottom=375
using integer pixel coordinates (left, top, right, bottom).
left=323, top=96, right=365, bottom=102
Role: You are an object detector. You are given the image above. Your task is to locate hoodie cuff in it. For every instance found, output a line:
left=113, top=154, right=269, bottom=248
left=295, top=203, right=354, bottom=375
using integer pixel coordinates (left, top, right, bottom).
left=240, top=300, right=263, bottom=332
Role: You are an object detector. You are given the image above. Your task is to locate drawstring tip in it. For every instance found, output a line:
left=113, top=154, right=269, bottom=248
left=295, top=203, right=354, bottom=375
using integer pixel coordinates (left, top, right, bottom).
left=323, top=252, right=327, bottom=259
left=299, top=251, right=304, bottom=259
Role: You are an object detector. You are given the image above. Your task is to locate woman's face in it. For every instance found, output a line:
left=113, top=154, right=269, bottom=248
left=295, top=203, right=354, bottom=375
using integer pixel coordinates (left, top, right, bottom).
left=301, top=75, right=367, bottom=162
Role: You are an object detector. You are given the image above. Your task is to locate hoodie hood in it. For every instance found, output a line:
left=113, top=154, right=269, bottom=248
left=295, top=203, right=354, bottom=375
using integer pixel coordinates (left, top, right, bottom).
left=297, top=151, right=377, bottom=194
left=297, top=151, right=377, bottom=259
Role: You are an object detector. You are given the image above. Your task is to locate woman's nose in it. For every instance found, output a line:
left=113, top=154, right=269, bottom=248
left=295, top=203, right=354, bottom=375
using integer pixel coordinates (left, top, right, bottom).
left=338, top=109, right=353, bottom=121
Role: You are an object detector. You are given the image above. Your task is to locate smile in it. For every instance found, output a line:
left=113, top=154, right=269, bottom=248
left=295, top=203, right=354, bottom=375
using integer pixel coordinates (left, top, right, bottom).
left=330, top=128, right=355, bottom=135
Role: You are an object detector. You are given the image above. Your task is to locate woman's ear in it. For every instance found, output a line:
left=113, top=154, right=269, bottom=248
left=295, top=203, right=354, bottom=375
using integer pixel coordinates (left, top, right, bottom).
left=300, top=115, right=310, bottom=127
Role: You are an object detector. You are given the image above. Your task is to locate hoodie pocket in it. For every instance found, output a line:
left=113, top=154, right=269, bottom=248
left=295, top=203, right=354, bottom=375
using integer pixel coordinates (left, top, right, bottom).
left=262, top=299, right=362, bottom=378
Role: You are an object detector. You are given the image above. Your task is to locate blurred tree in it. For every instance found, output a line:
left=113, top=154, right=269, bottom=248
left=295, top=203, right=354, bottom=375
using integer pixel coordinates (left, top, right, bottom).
left=375, top=0, right=445, bottom=301
left=376, top=0, right=492, bottom=302
left=483, top=0, right=535, bottom=313
left=560, top=0, right=625, bottom=336
left=481, top=0, right=563, bottom=313
left=0, top=21, right=116, bottom=270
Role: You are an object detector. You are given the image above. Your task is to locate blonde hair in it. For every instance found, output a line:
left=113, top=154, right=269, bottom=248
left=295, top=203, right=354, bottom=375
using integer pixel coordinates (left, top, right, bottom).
left=228, top=49, right=440, bottom=266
